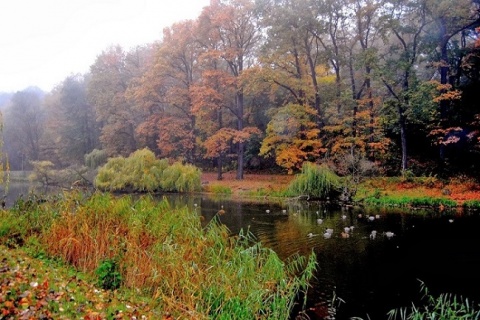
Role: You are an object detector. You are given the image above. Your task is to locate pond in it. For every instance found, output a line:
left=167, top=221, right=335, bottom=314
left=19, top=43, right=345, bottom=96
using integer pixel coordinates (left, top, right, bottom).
left=3, top=184, right=480, bottom=319
left=164, top=194, right=480, bottom=319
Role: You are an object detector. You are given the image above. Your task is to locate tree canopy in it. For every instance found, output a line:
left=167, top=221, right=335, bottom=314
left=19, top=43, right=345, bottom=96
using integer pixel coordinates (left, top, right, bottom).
left=2, top=0, right=479, bottom=178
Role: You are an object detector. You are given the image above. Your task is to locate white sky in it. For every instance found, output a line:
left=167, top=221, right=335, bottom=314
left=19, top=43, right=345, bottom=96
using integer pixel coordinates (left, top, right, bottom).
left=0, top=0, right=210, bottom=93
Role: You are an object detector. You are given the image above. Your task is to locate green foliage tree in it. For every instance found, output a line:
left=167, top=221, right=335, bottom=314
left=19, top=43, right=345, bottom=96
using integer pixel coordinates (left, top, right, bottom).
left=42, top=75, right=100, bottom=166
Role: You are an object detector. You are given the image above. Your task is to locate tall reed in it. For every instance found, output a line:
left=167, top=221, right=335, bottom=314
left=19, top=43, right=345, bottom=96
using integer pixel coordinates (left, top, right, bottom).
left=287, top=162, right=341, bottom=199
left=387, top=280, right=480, bottom=319
left=6, top=191, right=316, bottom=319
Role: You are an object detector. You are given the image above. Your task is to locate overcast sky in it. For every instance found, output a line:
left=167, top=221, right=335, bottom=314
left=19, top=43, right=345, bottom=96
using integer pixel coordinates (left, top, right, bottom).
left=0, top=0, right=210, bottom=93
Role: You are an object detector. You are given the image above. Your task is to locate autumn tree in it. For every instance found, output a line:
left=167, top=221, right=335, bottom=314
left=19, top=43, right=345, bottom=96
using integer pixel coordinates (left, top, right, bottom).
left=378, top=0, right=430, bottom=172
left=256, top=0, right=326, bottom=115
left=195, top=0, right=262, bottom=179
left=260, top=103, right=325, bottom=173
left=425, top=0, right=479, bottom=162
left=88, top=46, right=147, bottom=157
left=128, top=21, right=201, bottom=163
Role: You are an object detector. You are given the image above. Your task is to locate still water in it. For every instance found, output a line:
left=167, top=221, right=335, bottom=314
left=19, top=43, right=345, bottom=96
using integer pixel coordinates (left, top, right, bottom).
left=165, top=194, right=480, bottom=319
left=4, top=184, right=480, bottom=319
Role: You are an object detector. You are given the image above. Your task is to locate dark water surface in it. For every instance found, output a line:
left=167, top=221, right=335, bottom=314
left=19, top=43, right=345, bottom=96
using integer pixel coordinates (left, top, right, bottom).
left=3, top=184, right=480, bottom=319
left=165, top=194, right=480, bottom=319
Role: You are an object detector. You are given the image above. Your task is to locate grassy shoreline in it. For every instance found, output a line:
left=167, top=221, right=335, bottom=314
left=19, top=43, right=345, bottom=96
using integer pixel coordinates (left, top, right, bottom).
left=0, top=192, right=316, bottom=319
left=201, top=172, right=480, bottom=209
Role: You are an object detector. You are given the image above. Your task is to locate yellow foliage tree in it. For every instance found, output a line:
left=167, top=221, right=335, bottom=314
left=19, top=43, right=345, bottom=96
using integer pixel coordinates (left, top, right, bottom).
left=260, top=104, right=325, bottom=174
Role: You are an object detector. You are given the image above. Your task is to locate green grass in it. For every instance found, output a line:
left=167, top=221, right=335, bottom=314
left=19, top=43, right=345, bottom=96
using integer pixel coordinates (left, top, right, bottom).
left=387, top=280, right=480, bottom=320
left=205, top=184, right=233, bottom=195
left=363, top=195, right=457, bottom=208
left=463, top=199, right=480, bottom=210
left=0, top=191, right=316, bottom=319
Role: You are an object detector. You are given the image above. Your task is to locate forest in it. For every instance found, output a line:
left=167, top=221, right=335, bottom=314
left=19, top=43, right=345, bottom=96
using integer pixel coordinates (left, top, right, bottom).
left=2, top=0, right=480, bottom=181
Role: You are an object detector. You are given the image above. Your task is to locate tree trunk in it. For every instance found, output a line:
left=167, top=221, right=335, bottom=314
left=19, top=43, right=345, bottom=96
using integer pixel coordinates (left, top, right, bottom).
left=217, top=154, right=223, bottom=180
left=399, top=107, right=407, bottom=171
left=236, top=91, right=244, bottom=180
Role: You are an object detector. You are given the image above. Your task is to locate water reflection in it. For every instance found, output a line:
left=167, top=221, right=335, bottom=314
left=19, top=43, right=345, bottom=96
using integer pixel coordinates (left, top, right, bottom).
left=164, top=194, right=480, bottom=319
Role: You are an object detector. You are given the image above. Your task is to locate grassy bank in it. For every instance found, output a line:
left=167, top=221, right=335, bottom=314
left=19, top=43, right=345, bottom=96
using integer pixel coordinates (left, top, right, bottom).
left=0, top=191, right=316, bottom=319
left=355, top=176, right=480, bottom=209
left=201, top=172, right=480, bottom=209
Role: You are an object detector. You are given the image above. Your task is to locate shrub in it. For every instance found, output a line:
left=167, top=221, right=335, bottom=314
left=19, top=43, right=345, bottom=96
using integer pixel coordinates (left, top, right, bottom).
left=161, top=162, right=202, bottom=192
left=96, top=259, right=122, bottom=290
left=29, top=161, right=55, bottom=185
left=94, top=148, right=201, bottom=193
left=364, top=195, right=457, bottom=208
left=205, top=185, right=233, bottom=195
left=287, top=162, right=341, bottom=199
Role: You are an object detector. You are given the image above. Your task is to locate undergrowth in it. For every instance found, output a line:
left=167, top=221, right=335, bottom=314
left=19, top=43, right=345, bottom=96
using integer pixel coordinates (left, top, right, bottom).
left=363, top=195, right=457, bottom=208
left=0, top=191, right=316, bottom=319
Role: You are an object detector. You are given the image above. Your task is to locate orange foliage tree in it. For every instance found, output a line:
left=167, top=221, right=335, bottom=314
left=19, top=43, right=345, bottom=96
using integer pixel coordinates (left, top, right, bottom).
left=127, top=21, right=201, bottom=163
left=260, top=103, right=326, bottom=174
left=195, top=0, right=262, bottom=179
left=88, top=46, right=147, bottom=156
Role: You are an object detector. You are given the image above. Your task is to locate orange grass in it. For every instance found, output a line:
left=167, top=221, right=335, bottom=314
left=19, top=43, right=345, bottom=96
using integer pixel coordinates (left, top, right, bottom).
left=201, top=171, right=294, bottom=196
left=360, top=176, right=480, bottom=206
left=35, top=192, right=315, bottom=318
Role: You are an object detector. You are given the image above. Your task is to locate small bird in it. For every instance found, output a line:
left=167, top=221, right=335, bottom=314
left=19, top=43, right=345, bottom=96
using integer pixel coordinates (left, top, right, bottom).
left=341, top=214, right=347, bottom=220
left=266, top=209, right=270, bottom=213
left=344, top=227, right=351, bottom=233
left=369, top=230, right=377, bottom=240
left=385, top=231, right=395, bottom=239
left=325, top=228, right=334, bottom=235
left=368, top=216, right=375, bottom=221
left=317, top=218, right=323, bottom=224
left=323, top=232, right=332, bottom=239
